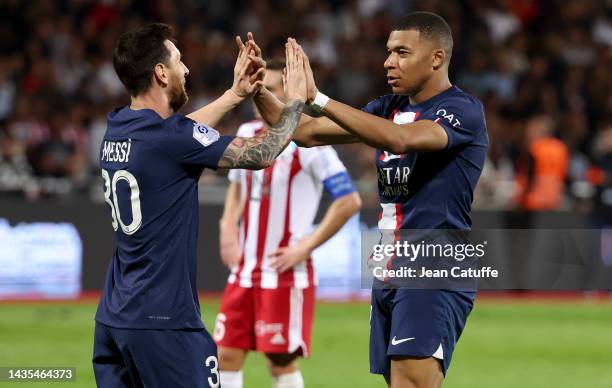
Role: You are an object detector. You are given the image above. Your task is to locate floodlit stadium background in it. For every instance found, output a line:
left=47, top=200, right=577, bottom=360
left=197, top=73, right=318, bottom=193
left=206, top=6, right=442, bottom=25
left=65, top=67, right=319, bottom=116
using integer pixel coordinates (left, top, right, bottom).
left=1, top=1, right=611, bottom=387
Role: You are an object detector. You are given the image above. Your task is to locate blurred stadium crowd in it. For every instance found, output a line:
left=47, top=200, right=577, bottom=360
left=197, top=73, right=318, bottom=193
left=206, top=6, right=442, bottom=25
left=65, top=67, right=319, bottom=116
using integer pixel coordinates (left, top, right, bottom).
left=0, top=0, right=610, bottom=215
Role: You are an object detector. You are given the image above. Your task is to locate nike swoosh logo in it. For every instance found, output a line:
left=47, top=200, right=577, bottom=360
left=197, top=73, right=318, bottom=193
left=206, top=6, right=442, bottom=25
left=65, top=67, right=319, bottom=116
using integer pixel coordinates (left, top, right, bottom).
left=391, top=336, right=415, bottom=345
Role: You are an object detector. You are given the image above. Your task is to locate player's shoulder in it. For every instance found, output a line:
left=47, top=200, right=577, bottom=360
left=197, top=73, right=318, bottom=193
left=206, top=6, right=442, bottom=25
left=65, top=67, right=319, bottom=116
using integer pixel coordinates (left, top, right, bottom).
left=153, top=114, right=222, bottom=150
left=164, top=113, right=196, bottom=133
left=437, top=86, right=484, bottom=112
left=433, top=87, right=487, bottom=137
left=106, top=106, right=164, bottom=136
left=370, top=93, right=404, bottom=105
left=107, top=108, right=192, bottom=139
left=362, top=94, right=407, bottom=118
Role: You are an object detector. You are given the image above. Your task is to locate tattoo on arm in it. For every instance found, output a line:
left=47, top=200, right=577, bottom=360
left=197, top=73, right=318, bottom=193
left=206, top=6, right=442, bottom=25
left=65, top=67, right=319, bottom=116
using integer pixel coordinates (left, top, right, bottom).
left=219, top=100, right=304, bottom=169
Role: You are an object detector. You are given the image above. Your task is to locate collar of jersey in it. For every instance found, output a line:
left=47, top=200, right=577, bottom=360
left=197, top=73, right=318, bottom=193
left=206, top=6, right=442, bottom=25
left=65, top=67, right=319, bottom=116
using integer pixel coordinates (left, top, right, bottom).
left=124, top=106, right=164, bottom=120
left=404, top=85, right=460, bottom=111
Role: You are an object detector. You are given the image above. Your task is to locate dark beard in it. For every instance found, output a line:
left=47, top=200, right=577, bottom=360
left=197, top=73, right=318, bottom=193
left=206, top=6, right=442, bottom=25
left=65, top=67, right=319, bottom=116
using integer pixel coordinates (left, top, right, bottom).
left=169, top=82, right=188, bottom=112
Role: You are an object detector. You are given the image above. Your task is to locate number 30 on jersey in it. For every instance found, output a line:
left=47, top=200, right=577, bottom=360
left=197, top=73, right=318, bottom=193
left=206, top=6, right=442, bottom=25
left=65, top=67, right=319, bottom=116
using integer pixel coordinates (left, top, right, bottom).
left=101, top=168, right=142, bottom=235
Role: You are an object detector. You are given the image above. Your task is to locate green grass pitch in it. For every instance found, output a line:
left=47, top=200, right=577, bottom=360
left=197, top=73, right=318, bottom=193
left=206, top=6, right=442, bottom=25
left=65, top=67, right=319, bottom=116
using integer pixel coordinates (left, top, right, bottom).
left=1, top=298, right=611, bottom=387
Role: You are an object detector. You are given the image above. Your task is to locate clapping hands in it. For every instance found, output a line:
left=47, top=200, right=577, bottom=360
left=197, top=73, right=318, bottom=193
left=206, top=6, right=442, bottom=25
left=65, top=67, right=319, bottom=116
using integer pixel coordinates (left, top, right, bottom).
left=231, top=32, right=266, bottom=98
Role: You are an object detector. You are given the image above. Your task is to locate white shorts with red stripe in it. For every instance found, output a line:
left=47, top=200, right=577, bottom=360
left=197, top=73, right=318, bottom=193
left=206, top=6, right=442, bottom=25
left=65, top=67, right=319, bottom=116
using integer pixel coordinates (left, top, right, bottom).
left=213, top=282, right=315, bottom=356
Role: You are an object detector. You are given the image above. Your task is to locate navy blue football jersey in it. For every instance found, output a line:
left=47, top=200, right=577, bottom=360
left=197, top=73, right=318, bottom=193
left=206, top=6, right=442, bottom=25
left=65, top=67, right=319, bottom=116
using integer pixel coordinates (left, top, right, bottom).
left=95, top=107, right=234, bottom=329
left=363, top=86, right=488, bottom=230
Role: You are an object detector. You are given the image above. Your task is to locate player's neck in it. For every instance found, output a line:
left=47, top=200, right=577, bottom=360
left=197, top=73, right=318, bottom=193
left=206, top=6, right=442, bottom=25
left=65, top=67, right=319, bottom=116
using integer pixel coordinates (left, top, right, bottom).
left=409, top=75, right=452, bottom=105
left=130, top=89, right=173, bottom=119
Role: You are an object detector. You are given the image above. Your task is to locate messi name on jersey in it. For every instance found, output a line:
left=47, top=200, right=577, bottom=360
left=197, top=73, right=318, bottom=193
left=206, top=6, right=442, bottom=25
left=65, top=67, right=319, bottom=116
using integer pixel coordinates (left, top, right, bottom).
left=101, top=139, right=132, bottom=163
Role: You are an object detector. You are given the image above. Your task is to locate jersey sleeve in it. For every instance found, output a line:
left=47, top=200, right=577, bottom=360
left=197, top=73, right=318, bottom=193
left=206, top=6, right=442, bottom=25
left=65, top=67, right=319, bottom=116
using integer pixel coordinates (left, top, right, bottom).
left=162, top=115, right=234, bottom=170
left=300, top=146, right=356, bottom=199
left=433, top=95, right=486, bottom=150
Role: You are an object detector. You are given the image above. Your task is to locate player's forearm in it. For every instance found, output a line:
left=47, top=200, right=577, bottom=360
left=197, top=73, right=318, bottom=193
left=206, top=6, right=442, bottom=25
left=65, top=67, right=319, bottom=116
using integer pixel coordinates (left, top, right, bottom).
left=252, top=99, right=305, bottom=165
left=255, top=87, right=317, bottom=145
left=220, top=183, right=242, bottom=241
left=253, top=86, right=337, bottom=147
left=293, top=116, right=359, bottom=147
left=219, top=99, right=305, bottom=169
left=253, top=87, right=285, bottom=126
left=220, top=183, right=242, bottom=227
left=301, top=192, right=362, bottom=252
left=187, top=89, right=243, bottom=127
left=321, top=99, right=446, bottom=153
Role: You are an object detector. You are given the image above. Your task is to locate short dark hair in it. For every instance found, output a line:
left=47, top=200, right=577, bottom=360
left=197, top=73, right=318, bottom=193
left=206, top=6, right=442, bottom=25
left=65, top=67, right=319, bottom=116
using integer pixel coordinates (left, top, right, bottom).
left=393, top=12, right=453, bottom=58
left=113, top=23, right=175, bottom=97
left=266, top=57, right=285, bottom=71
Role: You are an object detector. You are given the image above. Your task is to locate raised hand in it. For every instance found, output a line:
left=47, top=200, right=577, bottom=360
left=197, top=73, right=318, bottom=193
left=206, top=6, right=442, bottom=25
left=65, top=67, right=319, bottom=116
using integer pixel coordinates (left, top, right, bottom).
left=246, top=32, right=266, bottom=72
left=296, top=42, right=318, bottom=103
left=231, top=35, right=265, bottom=98
left=220, top=38, right=306, bottom=170
left=284, top=38, right=307, bottom=102
left=246, top=32, right=267, bottom=90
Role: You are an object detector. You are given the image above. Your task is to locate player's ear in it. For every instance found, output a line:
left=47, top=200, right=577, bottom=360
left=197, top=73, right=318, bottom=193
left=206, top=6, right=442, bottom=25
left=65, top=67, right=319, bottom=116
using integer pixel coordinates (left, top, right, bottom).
left=432, top=49, right=445, bottom=70
left=153, top=63, right=169, bottom=87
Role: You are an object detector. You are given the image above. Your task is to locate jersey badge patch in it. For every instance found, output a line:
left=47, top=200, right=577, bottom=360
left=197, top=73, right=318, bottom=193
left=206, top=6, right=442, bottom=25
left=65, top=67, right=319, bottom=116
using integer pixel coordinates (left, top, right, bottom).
left=193, top=123, right=220, bottom=146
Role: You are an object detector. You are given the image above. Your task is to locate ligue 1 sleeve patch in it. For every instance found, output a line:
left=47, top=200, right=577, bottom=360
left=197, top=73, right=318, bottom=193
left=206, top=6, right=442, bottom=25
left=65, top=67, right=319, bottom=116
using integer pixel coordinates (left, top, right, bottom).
left=193, top=123, right=220, bottom=146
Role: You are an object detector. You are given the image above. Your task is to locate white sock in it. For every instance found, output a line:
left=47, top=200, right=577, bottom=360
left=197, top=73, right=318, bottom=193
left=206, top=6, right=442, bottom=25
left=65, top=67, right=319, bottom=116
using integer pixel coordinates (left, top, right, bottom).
left=220, top=370, right=243, bottom=388
left=272, top=370, right=304, bottom=388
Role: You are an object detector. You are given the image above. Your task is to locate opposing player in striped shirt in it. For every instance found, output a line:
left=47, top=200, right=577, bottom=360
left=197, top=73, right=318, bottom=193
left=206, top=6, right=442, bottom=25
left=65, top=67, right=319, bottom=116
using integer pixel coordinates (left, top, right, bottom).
left=214, top=58, right=362, bottom=388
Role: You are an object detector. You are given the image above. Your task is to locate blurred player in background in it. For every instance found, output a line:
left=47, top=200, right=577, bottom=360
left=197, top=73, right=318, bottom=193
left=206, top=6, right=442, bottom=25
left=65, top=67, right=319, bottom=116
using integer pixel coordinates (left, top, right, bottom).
left=214, top=57, right=362, bottom=388
left=251, top=11, right=488, bottom=388
left=93, top=23, right=307, bottom=388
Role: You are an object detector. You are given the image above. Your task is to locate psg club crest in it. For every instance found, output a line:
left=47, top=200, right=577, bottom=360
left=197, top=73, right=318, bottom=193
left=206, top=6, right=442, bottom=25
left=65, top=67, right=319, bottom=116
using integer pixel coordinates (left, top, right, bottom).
left=193, top=123, right=220, bottom=146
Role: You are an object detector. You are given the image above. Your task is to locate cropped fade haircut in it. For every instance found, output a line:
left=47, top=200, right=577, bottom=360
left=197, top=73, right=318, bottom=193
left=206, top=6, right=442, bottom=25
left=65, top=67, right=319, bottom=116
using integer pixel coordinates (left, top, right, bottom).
left=266, top=57, right=285, bottom=71
left=394, top=12, right=453, bottom=59
left=113, top=23, right=176, bottom=97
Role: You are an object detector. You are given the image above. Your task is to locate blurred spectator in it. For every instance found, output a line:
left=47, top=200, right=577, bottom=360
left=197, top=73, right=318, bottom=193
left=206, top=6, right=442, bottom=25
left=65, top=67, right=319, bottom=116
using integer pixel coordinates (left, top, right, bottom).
left=514, top=115, right=569, bottom=210
left=589, top=124, right=612, bottom=226
left=28, top=112, right=86, bottom=180
left=480, top=0, right=521, bottom=45
left=0, top=58, right=17, bottom=120
left=0, top=127, right=35, bottom=196
left=593, top=9, right=612, bottom=47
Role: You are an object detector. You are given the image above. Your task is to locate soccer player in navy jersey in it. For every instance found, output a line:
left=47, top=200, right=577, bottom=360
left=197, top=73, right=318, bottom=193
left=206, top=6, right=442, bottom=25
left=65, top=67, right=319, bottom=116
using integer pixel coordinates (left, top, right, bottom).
left=92, top=23, right=307, bottom=388
left=250, top=12, right=488, bottom=388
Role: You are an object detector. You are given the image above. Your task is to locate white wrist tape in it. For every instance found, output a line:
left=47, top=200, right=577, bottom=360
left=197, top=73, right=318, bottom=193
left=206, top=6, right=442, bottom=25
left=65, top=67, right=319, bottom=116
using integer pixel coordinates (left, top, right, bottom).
left=310, top=91, right=330, bottom=111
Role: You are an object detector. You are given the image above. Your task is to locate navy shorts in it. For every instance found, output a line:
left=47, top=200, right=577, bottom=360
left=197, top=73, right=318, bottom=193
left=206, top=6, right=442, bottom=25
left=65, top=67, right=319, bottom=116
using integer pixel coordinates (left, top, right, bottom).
left=369, top=287, right=474, bottom=376
left=93, top=322, right=220, bottom=388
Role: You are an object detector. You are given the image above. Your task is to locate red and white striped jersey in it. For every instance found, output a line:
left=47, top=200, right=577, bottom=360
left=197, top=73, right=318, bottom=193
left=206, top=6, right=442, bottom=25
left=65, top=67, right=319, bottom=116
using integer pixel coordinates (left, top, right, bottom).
left=227, top=120, right=349, bottom=289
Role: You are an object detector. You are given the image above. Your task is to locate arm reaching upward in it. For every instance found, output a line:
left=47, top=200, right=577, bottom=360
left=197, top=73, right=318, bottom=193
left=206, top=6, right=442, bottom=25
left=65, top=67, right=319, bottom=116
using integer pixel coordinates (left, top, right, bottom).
left=187, top=36, right=265, bottom=127
left=247, top=34, right=358, bottom=147
left=293, top=39, right=449, bottom=153
left=219, top=39, right=307, bottom=169
left=317, top=99, right=448, bottom=153
left=293, top=116, right=360, bottom=147
left=218, top=99, right=304, bottom=169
